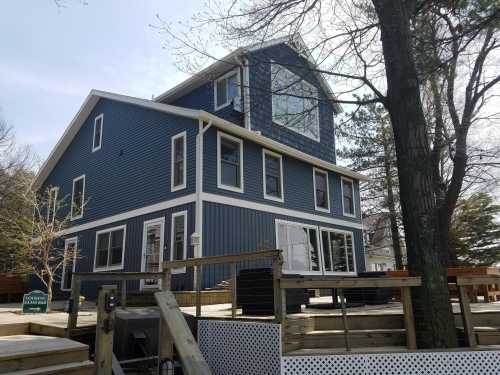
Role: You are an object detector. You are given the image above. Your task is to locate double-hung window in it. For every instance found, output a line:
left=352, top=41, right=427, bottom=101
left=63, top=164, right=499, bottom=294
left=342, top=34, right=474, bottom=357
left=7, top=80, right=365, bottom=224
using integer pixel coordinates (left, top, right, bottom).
left=271, top=63, right=320, bottom=141
left=92, top=114, right=103, bottom=152
left=313, top=168, right=330, bottom=212
left=171, top=211, right=187, bottom=274
left=214, top=69, right=240, bottom=110
left=94, top=225, right=126, bottom=271
left=47, top=186, right=59, bottom=224
left=171, top=131, right=187, bottom=191
left=320, top=229, right=356, bottom=273
left=263, top=149, right=284, bottom=202
left=217, top=132, right=243, bottom=192
left=341, top=177, right=356, bottom=217
left=71, top=175, right=85, bottom=220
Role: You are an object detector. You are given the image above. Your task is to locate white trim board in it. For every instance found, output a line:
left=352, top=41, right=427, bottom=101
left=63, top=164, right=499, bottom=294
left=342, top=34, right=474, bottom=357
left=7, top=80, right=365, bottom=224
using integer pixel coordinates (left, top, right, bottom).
left=61, top=193, right=196, bottom=235
left=202, top=192, right=363, bottom=230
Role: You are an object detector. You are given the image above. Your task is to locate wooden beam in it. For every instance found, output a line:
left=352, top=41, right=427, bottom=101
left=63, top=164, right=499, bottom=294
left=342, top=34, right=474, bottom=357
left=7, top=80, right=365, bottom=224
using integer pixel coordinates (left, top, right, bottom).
left=73, top=272, right=163, bottom=281
left=458, top=285, right=477, bottom=348
left=95, top=285, right=117, bottom=375
left=195, top=265, right=202, bottom=318
left=338, top=288, right=351, bottom=352
left=230, top=262, right=237, bottom=319
left=155, top=290, right=213, bottom=375
left=401, top=286, right=417, bottom=350
left=112, top=353, right=125, bottom=375
left=272, top=255, right=283, bottom=323
left=121, top=280, right=127, bottom=309
left=163, top=249, right=281, bottom=269
left=66, top=275, right=81, bottom=337
left=456, top=275, right=500, bottom=286
left=280, top=276, right=421, bottom=289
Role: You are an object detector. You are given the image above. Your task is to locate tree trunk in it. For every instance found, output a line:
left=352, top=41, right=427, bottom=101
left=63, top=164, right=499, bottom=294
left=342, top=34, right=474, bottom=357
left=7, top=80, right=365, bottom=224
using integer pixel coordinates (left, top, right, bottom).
left=47, top=275, right=53, bottom=311
left=383, top=132, right=404, bottom=269
left=372, top=0, right=457, bottom=348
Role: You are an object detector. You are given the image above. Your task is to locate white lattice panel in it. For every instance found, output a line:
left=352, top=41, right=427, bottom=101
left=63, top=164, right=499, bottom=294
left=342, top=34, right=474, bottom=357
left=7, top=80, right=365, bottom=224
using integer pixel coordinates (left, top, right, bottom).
left=198, top=320, right=281, bottom=375
left=282, top=350, right=500, bottom=375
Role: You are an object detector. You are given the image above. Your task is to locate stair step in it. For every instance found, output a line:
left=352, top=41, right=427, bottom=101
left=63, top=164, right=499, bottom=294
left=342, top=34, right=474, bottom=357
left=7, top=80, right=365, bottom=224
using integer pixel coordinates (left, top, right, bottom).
left=3, top=360, right=94, bottom=375
left=301, top=329, right=406, bottom=349
left=0, top=335, right=89, bottom=373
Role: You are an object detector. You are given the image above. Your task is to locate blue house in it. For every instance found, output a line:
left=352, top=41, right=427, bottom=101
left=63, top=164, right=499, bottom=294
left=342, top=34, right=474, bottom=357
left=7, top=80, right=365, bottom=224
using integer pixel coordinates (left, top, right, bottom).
left=33, top=36, right=368, bottom=297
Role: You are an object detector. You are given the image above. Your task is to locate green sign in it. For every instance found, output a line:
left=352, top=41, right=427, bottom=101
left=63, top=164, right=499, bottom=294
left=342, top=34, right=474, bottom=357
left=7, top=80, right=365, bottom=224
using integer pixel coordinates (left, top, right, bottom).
left=22, top=290, right=48, bottom=314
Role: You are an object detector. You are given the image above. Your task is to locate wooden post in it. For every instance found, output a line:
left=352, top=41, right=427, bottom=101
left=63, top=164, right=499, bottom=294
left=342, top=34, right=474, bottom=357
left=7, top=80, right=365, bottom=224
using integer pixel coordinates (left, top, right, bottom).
left=66, top=275, right=81, bottom=338
left=195, top=265, right=202, bottom=318
left=338, top=288, right=351, bottom=352
left=401, top=286, right=417, bottom=350
left=158, top=268, right=174, bottom=373
left=162, top=268, right=172, bottom=291
left=121, top=280, right=127, bottom=309
left=272, top=255, right=283, bottom=323
left=230, top=262, right=237, bottom=319
left=458, top=285, right=477, bottom=348
left=95, top=285, right=117, bottom=375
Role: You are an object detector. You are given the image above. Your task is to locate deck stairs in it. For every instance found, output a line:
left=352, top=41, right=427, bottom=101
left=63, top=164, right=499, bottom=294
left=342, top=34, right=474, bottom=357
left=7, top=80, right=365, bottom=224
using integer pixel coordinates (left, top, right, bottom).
left=0, top=335, right=94, bottom=374
left=284, top=311, right=500, bottom=354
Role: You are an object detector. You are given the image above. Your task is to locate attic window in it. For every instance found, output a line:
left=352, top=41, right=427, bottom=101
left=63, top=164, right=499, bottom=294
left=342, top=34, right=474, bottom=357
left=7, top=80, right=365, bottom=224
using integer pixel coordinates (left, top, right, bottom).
left=93, top=114, right=103, bottom=152
left=271, top=64, right=320, bottom=141
left=214, top=69, right=240, bottom=110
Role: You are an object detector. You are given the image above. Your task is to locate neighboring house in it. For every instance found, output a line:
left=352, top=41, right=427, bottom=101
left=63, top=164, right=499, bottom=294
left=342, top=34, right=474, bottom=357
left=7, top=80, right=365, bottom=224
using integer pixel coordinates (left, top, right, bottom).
left=364, top=212, right=406, bottom=271
left=33, top=36, right=368, bottom=297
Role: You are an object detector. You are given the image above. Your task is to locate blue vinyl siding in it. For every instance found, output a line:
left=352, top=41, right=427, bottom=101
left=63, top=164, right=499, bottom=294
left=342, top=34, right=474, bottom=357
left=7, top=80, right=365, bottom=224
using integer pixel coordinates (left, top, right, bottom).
left=202, top=202, right=365, bottom=288
left=57, top=203, right=196, bottom=299
left=169, top=69, right=245, bottom=127
left=246, top=44, right=337, bottom=164
left=41, top=98, right=197, bottom=225
left=203, top=126, right=362, bottom=224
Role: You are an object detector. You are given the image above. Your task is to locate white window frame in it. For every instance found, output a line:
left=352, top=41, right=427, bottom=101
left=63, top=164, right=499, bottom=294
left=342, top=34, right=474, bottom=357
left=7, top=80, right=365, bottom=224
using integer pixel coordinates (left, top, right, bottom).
left=140, top=217, right=165, bottom=290
left=170, top=211, right=188, bottom=274
left=61, top=237, right=78, bottom=291
left=70, top=174, right=85, bottom=221
left=319, top=227, right=357, bottom=276
left=92, top=113, right=103, bottom=152
left=275, top=219, right=324, bottom=276
left=214, top=68, right=241, bottom=111
left=217, top=131, right=244, bottom=193
left=313, top=167, right=330, bottom=213
left=171, top=131, right=187, bottom=192
left=93, top=224, right=127, bottom=272
left=270, top=63, right=320, bottom=142
left=341, top=176, right=356, bottom=218
left=262, top=149, right=284, bottom=203
left=47, top=186, right=59, bottom=223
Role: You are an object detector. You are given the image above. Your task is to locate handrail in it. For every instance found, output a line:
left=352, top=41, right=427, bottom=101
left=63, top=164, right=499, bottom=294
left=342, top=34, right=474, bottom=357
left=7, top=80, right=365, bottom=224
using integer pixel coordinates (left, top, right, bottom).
left=155, top=290, right=213, bottom=375
left=456, top=275, right=500, bottom=286
left=279, top=275, right=422, bottom=352
left=163, top=249, right=281, bottom=269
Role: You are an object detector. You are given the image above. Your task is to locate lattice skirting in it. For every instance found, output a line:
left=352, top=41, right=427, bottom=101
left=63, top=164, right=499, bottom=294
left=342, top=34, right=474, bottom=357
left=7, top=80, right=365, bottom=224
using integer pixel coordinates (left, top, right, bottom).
left=198, top=320, right=281, bottom=375
left=282, top=350, right=500, bottom=375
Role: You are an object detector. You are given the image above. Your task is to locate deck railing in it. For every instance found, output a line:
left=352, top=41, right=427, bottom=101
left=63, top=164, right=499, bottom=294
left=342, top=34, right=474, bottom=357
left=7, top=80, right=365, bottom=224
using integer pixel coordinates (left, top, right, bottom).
left=455, top=274, right=500, bottom=348
left=162, top=249, right=284, bottom=319
left=279, top=276, right=422, bottom=351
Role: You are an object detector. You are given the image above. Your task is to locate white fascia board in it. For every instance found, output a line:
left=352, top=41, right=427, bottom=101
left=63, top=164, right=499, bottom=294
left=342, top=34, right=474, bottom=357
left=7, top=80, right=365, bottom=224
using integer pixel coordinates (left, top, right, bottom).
left=199, top=111, right=369, bottom=182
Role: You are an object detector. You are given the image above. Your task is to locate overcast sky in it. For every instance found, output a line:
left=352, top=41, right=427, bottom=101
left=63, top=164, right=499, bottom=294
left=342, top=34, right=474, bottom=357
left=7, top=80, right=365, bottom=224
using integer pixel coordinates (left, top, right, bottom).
left=0, top=0, right=204, bottom=160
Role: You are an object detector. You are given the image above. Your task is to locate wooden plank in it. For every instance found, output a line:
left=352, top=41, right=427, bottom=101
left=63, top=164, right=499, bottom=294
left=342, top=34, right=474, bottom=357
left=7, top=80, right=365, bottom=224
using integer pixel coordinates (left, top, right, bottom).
left=154, top=291, right=213, bottom=375
left=163, top=269, right=172, bottom=291
left=458, top=285, right=477, bottom=348
left=280, top=276, right=421, bottom=289
left=456, top=275, right=500, bottom=286
left=195, top=265, right=202, bottom=318
left=112, top=353, right=125, bottom=375
left=121, top=280, right=127, bottom=309
left=163, top=249, right=281, bottom=269
left=73, top=272, right=162, bottom=281
left=400, top=286, right=417, bottom=350
left=95, top=285, right=117, bottom=375
left=67, top=275, right=81, bottom=337
left=230, top=262, right=237, bottom=319
left=272, top=255, right=283, bottom=323
left=338, top=288, right=351, bottom=352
